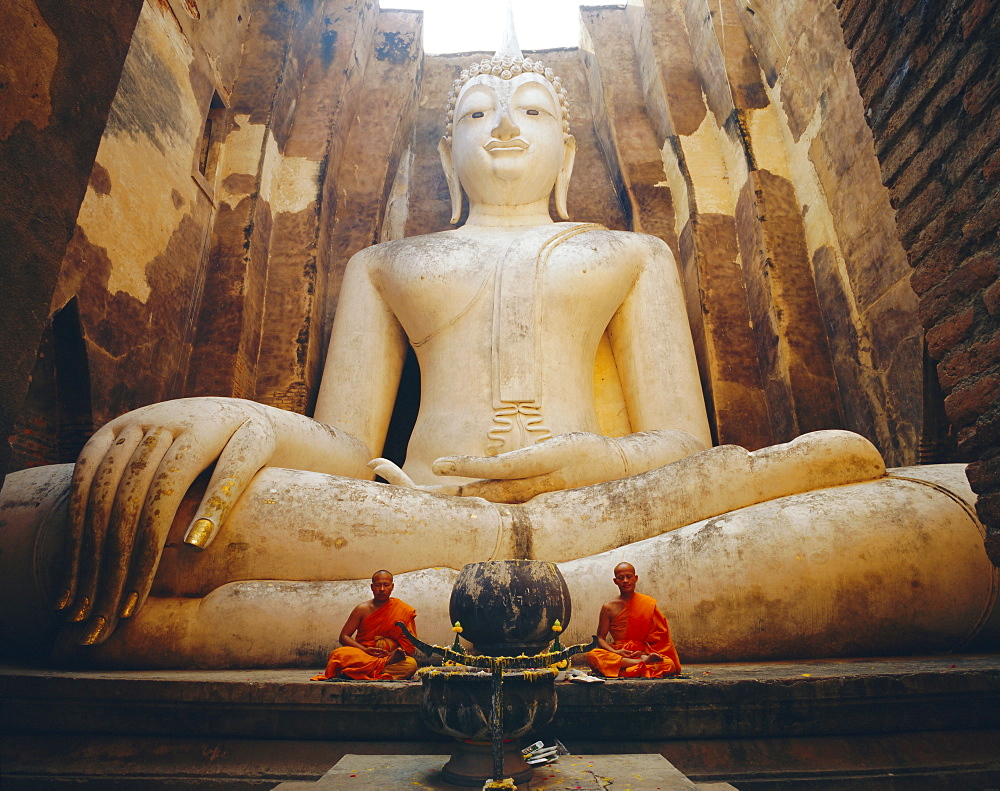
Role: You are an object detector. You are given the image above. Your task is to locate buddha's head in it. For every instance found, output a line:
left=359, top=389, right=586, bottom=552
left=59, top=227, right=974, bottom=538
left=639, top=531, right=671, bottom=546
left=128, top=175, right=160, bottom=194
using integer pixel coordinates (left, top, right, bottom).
left=438, top=22, right=576, bottom=223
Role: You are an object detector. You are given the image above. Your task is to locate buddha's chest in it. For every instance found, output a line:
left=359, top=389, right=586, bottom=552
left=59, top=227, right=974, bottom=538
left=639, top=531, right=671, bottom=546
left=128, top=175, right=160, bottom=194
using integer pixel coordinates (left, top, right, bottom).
left=375, top=233, right=637, bottom=344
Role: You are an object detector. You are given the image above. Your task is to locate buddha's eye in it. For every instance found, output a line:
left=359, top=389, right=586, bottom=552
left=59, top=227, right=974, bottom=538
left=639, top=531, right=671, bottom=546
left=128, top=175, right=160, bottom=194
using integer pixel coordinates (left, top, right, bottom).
left=526, top=109, right=539, bottom=115
left=471, top=111, right=485, bottom=118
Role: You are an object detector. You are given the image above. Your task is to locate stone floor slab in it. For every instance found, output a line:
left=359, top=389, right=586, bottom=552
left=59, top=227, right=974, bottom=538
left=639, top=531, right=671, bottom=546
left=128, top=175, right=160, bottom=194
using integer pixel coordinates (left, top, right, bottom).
left=273, top=753, right=702, bottom=790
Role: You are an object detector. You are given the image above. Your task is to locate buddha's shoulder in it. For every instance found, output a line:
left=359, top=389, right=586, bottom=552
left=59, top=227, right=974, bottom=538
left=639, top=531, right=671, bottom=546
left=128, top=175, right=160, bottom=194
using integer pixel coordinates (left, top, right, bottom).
left=347, top=230, right=477, bottom=268
left=578, top=226, right=673, bottom=255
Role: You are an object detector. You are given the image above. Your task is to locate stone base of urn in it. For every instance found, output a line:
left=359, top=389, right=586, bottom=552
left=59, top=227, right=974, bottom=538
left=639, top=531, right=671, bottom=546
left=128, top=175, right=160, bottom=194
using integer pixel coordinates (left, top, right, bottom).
left=439, top=740, right=533, bottom=787
left=419, top=667, right=559, bottom=787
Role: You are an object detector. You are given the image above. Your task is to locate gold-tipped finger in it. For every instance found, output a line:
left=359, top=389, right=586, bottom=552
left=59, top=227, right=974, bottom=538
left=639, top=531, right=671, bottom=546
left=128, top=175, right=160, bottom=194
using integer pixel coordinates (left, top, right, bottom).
left=184, top=518, right=215, bottom=549
left=54, top=589, right=72, bottom=610
left=119, top=591, right=139, bottom=619
left=69, top=597, right=91, bottom=622
left=79, top=617, right=106, bottom=646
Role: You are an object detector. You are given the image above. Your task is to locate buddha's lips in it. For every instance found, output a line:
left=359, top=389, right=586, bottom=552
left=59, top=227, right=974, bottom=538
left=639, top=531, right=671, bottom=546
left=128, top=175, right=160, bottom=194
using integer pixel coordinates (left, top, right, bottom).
left=485, top=139, right=528, bottom=151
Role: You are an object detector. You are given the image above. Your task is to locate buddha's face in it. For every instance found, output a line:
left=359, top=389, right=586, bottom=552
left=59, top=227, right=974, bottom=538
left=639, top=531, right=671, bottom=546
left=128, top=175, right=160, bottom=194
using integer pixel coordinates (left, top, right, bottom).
left=451, top=72, right=569, bottom=207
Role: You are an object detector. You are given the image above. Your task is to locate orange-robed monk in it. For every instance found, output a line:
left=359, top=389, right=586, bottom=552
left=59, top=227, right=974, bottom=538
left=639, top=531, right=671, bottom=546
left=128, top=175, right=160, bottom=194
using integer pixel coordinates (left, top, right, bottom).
left=311, top=570, right=418, bottom=681
left=586, top=562, right=681, bottom=678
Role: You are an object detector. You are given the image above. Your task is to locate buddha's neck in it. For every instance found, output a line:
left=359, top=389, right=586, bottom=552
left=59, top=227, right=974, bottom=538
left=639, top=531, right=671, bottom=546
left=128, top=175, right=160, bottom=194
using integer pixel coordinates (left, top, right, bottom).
left=464, top=199, right=555, bottom=228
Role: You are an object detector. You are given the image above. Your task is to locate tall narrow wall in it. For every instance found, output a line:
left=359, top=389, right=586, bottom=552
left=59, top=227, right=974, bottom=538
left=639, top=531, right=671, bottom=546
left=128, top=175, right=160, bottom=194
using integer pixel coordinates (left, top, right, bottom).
left=47, top=0, right=254, bottom=430
left=185, top=0, right=382, bottom=413
left=0, top=0, right=145, bottom=478
left=576, top=0, right=920, bottom=464
left=834, top=0, right=1000, bottom=561
left=7, top=0, right=417, bottom=473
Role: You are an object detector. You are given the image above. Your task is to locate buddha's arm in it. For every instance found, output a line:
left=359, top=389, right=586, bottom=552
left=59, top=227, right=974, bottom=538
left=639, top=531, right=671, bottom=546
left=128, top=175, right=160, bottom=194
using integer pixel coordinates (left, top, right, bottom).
left=313, top=247, right=408, bottom=455
left=603, top=233, right=712, bottom=455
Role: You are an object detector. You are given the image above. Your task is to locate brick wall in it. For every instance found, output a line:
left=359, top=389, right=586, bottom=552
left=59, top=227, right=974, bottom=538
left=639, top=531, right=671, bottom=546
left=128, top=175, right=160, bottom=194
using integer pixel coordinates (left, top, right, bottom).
left=836, top=0, right=1000, bottom=561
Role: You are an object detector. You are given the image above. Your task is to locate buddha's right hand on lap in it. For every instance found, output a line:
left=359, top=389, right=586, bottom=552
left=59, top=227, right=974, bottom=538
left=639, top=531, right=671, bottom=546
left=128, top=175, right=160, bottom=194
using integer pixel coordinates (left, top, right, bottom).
left=371, top=429, right=706, bottom=503
left=57, top=397, right=371, bottom=646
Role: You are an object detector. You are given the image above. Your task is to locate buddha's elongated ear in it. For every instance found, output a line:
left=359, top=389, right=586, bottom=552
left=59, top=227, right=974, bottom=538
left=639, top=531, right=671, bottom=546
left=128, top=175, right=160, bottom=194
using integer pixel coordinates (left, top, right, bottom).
left=555, top=134, right=577, bottom=220
left=438, top=136, right=464, bottom=224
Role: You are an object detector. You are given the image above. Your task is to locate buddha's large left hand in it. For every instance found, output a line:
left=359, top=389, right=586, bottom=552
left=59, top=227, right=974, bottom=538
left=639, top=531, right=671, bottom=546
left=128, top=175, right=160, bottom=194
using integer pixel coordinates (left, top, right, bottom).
left=371, top=429, right=705, bottom=504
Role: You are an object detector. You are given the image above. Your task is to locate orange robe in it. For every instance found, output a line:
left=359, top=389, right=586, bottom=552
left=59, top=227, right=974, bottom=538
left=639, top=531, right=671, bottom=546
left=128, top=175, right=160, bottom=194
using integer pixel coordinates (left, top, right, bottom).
left=311, top=598, right=418, bottom=680
left=586, top=592, right=681, bottom=678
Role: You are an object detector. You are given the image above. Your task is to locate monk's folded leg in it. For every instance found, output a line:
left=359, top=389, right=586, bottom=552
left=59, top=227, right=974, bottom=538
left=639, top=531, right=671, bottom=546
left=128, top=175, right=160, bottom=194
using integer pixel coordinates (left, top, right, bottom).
left=311, top=646, right=385, bottom=680
left=620, top=657, right=677, bottom=678
left=586, top=648, right=623, bottom=677
left=382, top=655, right=418, bottom=679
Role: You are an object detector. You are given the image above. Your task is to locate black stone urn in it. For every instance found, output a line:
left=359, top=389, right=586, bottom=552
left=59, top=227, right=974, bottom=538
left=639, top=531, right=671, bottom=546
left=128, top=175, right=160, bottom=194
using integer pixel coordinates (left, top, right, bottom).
left=417, top=559, right=573, bottom=786
left=449, top=560, right=572, bottom=656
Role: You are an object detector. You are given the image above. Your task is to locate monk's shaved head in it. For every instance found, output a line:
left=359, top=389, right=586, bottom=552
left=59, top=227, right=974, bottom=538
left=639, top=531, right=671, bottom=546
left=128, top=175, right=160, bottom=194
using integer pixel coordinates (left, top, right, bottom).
left=372, top=569, right=393, bottom=582
left=614, top=562, right=635, bottom=576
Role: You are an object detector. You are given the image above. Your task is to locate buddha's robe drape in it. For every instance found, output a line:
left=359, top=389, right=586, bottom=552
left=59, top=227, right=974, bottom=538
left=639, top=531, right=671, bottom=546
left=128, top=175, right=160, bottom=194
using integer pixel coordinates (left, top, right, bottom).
left=311, top=598, right=417, bottom=680
left=586, top=592, right=681, bottom=678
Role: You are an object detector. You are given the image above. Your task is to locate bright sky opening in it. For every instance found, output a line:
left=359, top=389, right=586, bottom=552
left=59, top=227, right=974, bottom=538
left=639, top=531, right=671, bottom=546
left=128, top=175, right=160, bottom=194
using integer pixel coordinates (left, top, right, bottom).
left=380, top=0, right=613, bottom=54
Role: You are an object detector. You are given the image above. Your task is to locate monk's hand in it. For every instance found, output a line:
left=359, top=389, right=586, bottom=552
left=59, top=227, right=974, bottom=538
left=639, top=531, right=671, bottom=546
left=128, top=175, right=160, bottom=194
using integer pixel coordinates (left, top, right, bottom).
left=365, top=647, right=390, bottom=657
left=59, top=397, right=370, bottom=646
left=427, top=432, right=634, bottom=504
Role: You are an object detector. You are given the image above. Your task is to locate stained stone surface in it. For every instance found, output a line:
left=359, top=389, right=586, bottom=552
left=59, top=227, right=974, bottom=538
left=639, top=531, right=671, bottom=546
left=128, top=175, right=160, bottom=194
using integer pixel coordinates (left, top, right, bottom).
left=2, top=655, right=998, bottom=788
left=270, top=753, right=707, bottom=790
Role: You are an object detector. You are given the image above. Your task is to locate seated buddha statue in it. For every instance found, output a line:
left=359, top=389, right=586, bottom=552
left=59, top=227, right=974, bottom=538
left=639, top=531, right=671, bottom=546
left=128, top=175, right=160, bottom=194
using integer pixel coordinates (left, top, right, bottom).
left=1, top=23, right=996, bottom=667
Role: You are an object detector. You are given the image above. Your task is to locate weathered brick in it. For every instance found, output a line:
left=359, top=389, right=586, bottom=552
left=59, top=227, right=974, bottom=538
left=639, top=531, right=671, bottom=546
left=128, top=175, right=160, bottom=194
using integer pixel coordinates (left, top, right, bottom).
left=985, top=274, right=1000, bottom=315
left=907, top=209, right=954, bottom=266
left=937, top=327, right=1000, bottom=389
left=906, top=176, right=979, bottom=262
left=961, top=0, right=996, bottom=37
left=953, top=249, right=999, bottom=292
left=895, top=179, right=945, bottom=244
left=957, top=407, right=1000, bottom=455
left=967, top=447, right=1000, bottom=491
left=853, top=3, right=897, bottom=77
left=909, top=237, right=962, bottom=290
left=878, top=124, right=925, bottom=184
left=908, top=0, right=967, bottom=65
left=944, top=371, right=1000, bottom=425
left=843, top=0, right=886, bottom=50
left=858, top=8, right=928, bottom=108
left=837, top=0, right=868, bottom=25
left=985, top=148, right=1000, bottom=182
left=889, top=118, right=960, bottom=202
left=925, top=305, right=975, bottom=359
left=961, top=183, right=1000, bottom=241
left=985, top=531, right=1000, bottom=568
left=919, top=250, right=996, bottom=326
left=975, top=492, right=1000, bottom=535
left=878, top=34, right=962, bottom=141
left=921, top=39, right=989, bottom=124
left=963, top=61, right=1000, bottom=116
left=944, top=103, right=1000, bottom=185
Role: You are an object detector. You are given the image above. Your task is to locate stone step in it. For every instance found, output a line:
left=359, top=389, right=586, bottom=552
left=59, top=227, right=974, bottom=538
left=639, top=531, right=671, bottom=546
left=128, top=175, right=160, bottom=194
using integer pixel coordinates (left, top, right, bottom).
left=2, top=654, right=999, bottom=789
left=4, top=654, right=999, bottom=741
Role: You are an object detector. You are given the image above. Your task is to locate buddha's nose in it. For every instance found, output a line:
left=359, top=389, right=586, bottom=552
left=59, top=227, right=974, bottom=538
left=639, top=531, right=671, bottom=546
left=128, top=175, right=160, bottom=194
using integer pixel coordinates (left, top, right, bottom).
left=492, top=109, right=520, bottom=140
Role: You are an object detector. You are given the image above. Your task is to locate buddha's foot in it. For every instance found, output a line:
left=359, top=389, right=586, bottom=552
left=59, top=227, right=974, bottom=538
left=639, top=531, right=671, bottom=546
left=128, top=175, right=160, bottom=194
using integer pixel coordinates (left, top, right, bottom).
left=386, top=648, right=406, bottom=665
left=645, top=653, right=663, bottom=664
